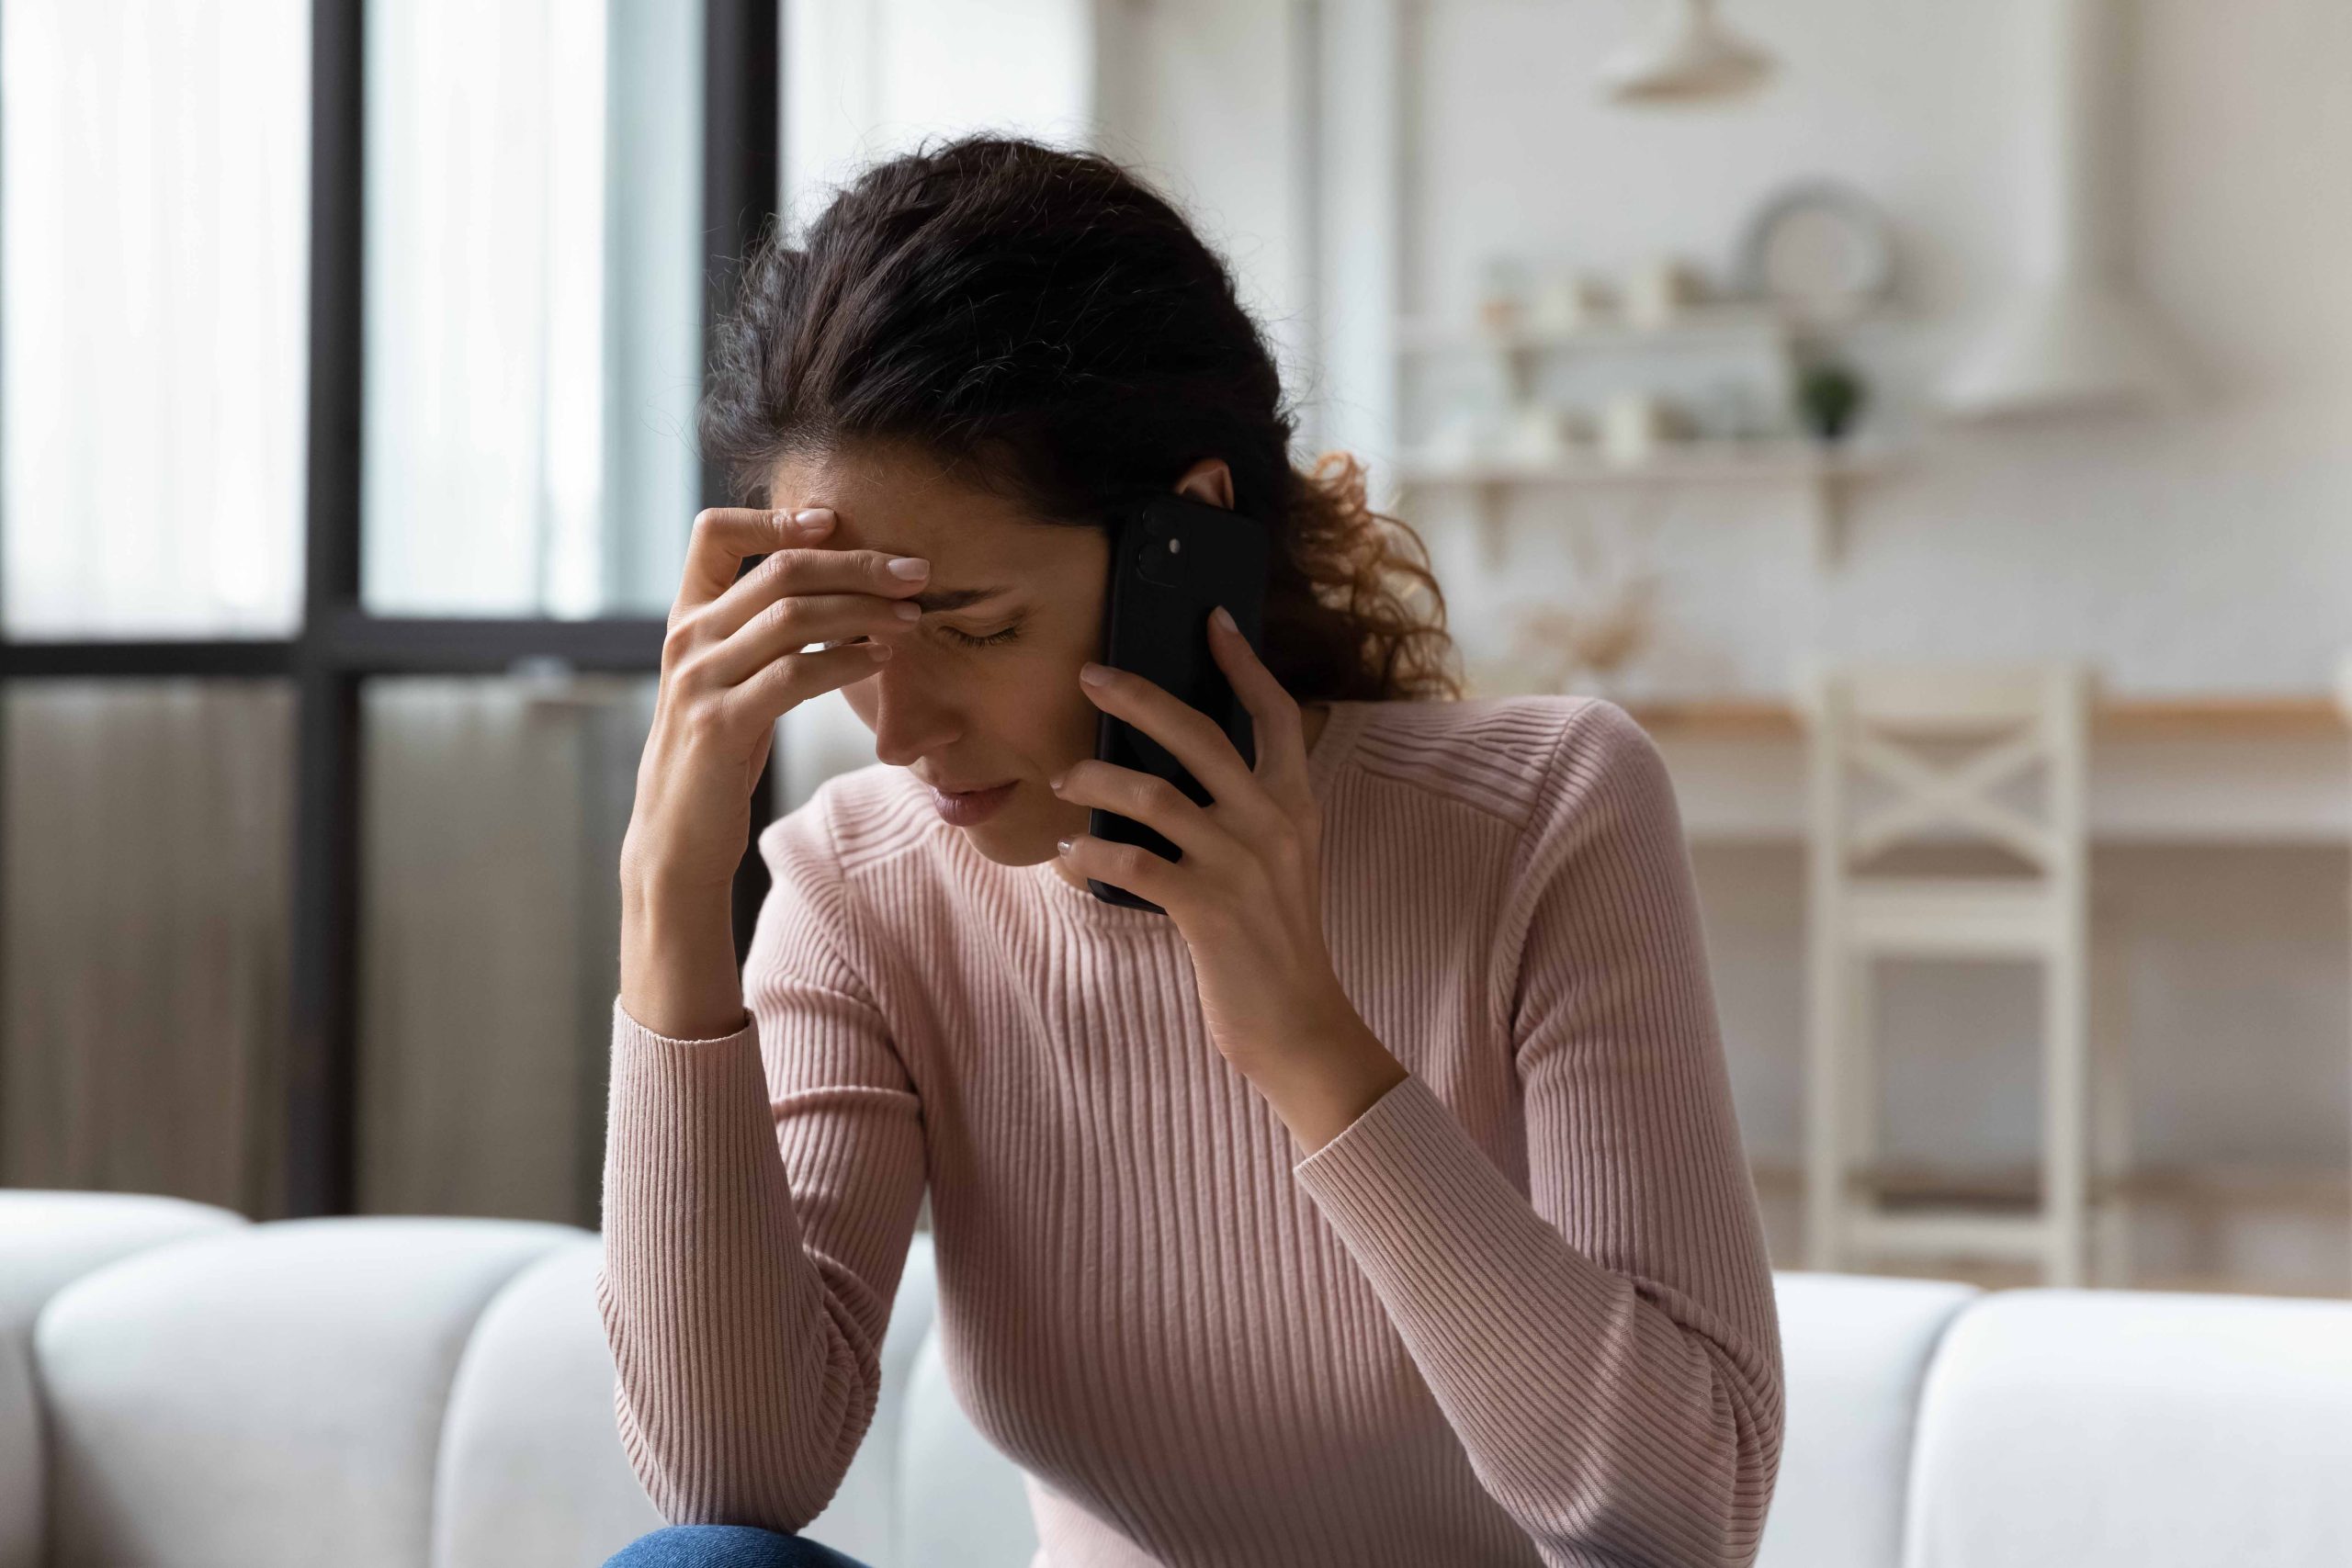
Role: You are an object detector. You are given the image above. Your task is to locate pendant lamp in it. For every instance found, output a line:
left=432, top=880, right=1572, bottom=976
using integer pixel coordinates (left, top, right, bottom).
left=1600, top=0, right=1777, bottom=105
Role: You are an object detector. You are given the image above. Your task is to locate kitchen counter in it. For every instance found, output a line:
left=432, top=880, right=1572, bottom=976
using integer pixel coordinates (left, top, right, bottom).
left=1548, top=693, right=2351, bottom=843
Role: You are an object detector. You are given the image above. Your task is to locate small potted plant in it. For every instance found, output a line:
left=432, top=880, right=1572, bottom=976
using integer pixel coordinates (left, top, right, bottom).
left=1794, top=357, right=1868, bottom=444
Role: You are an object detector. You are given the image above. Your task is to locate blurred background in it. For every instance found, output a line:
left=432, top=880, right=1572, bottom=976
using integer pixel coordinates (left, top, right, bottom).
left=3, top=0, right=2346, bottom=1300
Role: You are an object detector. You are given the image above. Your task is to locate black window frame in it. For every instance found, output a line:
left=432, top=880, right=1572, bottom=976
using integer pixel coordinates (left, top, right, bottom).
left=0, top=0, right=784, bottom=1219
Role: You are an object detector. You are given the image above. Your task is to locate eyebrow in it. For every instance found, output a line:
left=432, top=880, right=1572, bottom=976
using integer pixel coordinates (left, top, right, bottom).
left=910, top=585, right=1020, bottom=614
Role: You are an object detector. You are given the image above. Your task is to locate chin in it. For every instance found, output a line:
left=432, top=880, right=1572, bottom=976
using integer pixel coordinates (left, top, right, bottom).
left=952, top=814, right=1057, bottom=866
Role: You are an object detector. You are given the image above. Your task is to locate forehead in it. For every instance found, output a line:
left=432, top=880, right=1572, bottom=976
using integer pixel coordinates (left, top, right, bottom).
left=767, top=444, right=1099, bottom=592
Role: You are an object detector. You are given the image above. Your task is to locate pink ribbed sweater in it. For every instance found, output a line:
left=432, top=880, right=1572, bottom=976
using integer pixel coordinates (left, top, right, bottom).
left=598, top=694, right=1785, bottom=1568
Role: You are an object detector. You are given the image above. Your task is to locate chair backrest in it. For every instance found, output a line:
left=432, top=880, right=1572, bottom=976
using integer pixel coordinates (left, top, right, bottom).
left=1792, top=657, right=2094, bottom=875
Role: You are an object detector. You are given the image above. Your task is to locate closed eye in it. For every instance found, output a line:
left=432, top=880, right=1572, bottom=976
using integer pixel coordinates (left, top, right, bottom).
left=940, top=622, right=1022, bottom=648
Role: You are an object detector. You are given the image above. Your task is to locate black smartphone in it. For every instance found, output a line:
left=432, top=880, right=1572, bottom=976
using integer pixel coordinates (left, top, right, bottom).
left=1085, top=492, right=1272, bottom=912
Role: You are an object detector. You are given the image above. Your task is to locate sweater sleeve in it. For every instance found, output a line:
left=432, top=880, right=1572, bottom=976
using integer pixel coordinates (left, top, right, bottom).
left=1288, top=697, right=1785, bottom=1568
left=595, top=789, right=928, bottom=1531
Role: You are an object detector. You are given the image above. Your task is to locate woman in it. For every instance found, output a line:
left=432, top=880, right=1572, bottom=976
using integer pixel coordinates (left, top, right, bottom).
left=599, top=136, right=1782, bottom=1568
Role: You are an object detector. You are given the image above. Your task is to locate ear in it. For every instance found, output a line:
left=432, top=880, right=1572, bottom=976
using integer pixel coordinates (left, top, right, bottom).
left=1171, top=457, right=1235, bottom=511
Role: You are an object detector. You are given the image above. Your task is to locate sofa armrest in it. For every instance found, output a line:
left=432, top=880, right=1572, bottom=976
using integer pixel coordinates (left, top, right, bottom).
left=0, top=1190, right=247, bottom=1568
left=34, top=1214, right=576, bottom=1568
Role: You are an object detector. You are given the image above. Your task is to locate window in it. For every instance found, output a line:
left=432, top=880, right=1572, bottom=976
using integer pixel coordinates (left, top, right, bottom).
left=0, top=0, right=780, bottom=1224
left=364, top=0, right=703, bottom=618
left=2, top=0, right=310, bottom=637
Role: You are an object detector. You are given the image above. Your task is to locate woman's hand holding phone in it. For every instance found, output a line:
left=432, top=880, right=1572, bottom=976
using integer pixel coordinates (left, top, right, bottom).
left=1050, top=608, right=1333, bottom=1061
left=1048, top=609, right=1408, bottom=1154
left=616, top=504, right=927, bottom=1039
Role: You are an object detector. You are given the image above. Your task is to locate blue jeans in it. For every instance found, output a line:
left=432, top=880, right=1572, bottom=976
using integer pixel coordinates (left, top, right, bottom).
left=601, top=1524, right=874, bottom=1568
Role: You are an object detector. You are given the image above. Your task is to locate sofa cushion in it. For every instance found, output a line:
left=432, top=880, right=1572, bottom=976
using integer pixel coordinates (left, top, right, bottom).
left=1903, top=1286, right=2352, bottom=1567
left=36, top=1215, right=577, bottom=1568
left=428, top=1237, right=662, bottom=1568
left=0, top=1190, right=246, bottom=1568
left=799, top=1227, right=946, bottom=1567
left=1757, top=1269, right=1981, bottom=1568
left=896, top=1328, right=1038, bottom=1568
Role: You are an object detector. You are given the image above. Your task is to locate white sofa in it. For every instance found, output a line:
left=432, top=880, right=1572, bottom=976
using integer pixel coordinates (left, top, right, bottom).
left=3, top=1190, right=2348, bottom=1568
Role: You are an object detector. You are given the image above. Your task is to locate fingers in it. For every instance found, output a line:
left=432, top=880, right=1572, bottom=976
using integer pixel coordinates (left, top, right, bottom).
left=675, top=506, right=804, bottom=610
left=1077, top=659, right=1254, bottom=807
left=667, top=502, right=934, bottom=683
left=1208, top=605, right=1313, bottom=814
left=703, top=589, right=920, bottom=688
left=662, top=502, right=936, bottom=754
left=1051, top=763, right=1225, bottom=866
left=718, top=640, right=895, bottom=748
left=1053, top=832, right=1183, bottom=913
left=700, top=509, right=930, bottom=641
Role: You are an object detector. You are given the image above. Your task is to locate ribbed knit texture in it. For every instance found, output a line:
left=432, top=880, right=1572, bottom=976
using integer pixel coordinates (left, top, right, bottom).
left=597, top=694, right=1784, bottom=1568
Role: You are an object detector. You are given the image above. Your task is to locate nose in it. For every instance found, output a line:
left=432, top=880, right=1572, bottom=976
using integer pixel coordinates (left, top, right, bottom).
left=864, top=660, right=960, bottom=769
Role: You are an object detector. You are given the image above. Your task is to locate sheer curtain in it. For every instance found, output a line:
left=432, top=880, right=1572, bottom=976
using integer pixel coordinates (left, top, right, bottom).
left=356, top=0, right=701, bottom=1223
left=4, top=0, right=1093, bottom=1221
left=1, top=0, right=700, bottom=1222
left=1, top=680, right=295, bottom=1213
left=364, top=0, right=702, bottom=619
left=1, top=1, right=308, bottom=1214
left=357, top=677, right=652, bottom=1224
left=1, top=0, right=309, bottom=637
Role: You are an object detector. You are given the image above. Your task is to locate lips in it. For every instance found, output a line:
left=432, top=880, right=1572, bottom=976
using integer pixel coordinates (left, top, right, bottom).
left=926, top=778, right=1018, bottom=828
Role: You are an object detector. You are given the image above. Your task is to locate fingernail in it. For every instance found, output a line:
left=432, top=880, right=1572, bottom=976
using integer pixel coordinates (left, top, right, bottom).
left=791, top=508, right=833, bottom=533
left=888, top=557, right=930, bottom=579
left=1048, top=770, right=1068, bottom=790
left=1080, top=662, right=1113, bottom=686
left=1212, top=604, right=1237, bottom=634
left=1056, top=836, right=1075, bottom=856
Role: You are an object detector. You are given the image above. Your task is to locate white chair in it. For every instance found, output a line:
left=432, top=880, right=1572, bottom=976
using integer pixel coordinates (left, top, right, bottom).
left=1794, top=658, right=2124, bottom=1288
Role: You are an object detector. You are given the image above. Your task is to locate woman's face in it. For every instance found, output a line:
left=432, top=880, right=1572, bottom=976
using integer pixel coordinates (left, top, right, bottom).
left=768, top=441, right=1112, bottom=873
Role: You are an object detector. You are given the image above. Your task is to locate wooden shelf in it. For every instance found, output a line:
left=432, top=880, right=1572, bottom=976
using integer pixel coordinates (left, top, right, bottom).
left=1395, top=439, right=1888, bottom=489
left=1395, top=440, right=1894, bottom=569
left=1396, top=301, right=1792, bottom=355
left=1392, top=294, right=1910, bottom=569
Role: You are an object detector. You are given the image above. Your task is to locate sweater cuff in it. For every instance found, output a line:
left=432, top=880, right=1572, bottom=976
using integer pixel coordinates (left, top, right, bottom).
left=606, top=995, right=770, bottom=1154
left=614, top=995, right=761, bottom=1050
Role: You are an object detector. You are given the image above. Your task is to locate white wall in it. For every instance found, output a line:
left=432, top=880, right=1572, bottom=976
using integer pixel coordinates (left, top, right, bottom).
left=1092, top=0, right=1320, bottom=423
left=785, top=0, right=1097, bottom=224
left=1382, top=0, right=2352, bottom=699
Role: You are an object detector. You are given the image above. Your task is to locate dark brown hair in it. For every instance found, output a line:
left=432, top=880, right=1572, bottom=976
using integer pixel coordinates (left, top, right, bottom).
left=702, top=134, right=1462, bottom=705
